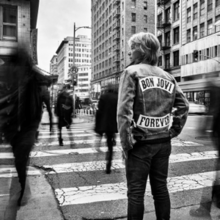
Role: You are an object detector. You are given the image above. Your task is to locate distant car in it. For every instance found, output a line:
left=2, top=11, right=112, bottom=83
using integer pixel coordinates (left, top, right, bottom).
left=189, top=102, right=207, bottom=114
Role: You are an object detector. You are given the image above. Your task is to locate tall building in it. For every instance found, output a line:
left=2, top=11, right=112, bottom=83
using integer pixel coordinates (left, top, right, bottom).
left=0, top=0, right=39, bottom=66
left=75, top=66, right=92, bottom=100
left=50, top=55, right=58, bottom=75
left=55, top=35, right=91, bottom=86
left=156, top=0, right=220, bottom=106
left=91, top=0, right=155, bottom=94
left=156, top=0, right=181, bottom=81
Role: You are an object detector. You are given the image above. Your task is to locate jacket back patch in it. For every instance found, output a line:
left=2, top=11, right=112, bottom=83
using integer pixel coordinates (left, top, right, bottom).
left=139, top=76, right=174, bottom=94
left=137, top=113, right=170, bottom=129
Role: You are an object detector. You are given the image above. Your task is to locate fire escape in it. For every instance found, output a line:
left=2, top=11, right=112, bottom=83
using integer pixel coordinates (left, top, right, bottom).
left=113, top=0, right=120, bottom=76
left=157, top=0, right=171, bottom=72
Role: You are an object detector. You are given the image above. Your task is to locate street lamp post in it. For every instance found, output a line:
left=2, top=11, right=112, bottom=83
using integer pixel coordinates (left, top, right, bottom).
left=71, top=22, right=91, bottom=114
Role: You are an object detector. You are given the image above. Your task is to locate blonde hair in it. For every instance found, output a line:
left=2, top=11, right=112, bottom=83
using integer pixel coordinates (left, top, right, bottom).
left=128, top=32, right=160, bottom=66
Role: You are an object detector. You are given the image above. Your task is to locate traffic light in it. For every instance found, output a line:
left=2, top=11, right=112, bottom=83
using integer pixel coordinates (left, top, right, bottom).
left=193, top=50, right=198, bottom=61
left=72, top=74, right=78, bottom=86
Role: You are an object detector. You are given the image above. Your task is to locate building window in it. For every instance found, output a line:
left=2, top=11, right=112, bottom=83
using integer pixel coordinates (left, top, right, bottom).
left=215, top=45, right=218, bottom=57
left=173, top=51, right=179, bottom=66
left=131, top=13, right=136, bottom=22
left=200, top=0, right=205, bottom=16
left=187, top=7, right=191, bottom=23
left=217, top=0, right=220, bottom=7
left=0, top=5, right=17, bottom=40
left=158, top=13, right=162, bottom=24
left=174, top=1, right=179, bottom=21
left=131, top=26, right=136, bottom=34
left=215, top=15, right=220, bottom=32
left=193, top=3, right=198, bottom=20
left=131, top=0, right=136, bottom=8
left=200, top=23, right=205, bottom=37
left=165, top=8, right=171, bottom=23
left=186, top=55, right=189, bottom=64
left=207, top=48, right=210, bottom=59
left=144, top=28, right=148, bottom=32
left=158, top=56, right=162, bottom=66
left=144, top=15, right=148, bottom=23
left=173, top=27, right=179, bottom=44
left=144, top=1, right=148, bottom=10
left=193, top=26, right=198, bottom=40
left=207, top=19, right=212, bottom=35
left=207, top=0, right=212, bottom=12
left=165, top=54, right=170, bottom=69
left=165, top=31, right=170, bottom=46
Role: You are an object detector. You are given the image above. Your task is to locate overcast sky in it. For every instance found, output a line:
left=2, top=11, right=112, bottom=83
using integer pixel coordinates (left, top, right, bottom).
left=37, top=0, right=91, bottom=72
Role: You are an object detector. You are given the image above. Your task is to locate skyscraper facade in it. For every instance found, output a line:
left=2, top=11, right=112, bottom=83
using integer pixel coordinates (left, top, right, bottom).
left=55, top=35, right=91, bottom=85
left=156, top=0, right=220, bottom=105
left=91, top=0, right=155, bottom=94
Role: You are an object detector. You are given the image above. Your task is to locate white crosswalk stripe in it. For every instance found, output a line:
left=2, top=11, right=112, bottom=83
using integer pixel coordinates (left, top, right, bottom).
left=0, top=121, right=218, bottom=214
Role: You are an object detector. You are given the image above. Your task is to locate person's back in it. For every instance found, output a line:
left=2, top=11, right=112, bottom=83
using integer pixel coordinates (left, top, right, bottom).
left=97, top=91, right=118, bottom=133
left=55, top=88, right=73, bottom=145
left=95, top=87, right=118, bottom=174
left=117, top=32, right=189, bottom=220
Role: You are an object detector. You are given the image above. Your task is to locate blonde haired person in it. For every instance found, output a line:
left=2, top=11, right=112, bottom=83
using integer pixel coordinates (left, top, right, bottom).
left=117, top=32, right=189, bottom=220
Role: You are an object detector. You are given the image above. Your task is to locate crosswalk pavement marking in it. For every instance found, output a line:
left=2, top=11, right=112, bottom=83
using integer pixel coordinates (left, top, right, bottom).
left=55, top=170, right=218, bottom=206
left=0, top=139, right=205, bottom=159
left=0, top=150, right=218, bottom=177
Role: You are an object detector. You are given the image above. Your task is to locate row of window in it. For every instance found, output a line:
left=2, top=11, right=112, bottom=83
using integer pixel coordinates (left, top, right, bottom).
left=78, top=73, right=88, bottom=77
left=186, top=18, right=220, bottom=42
left=158, top=50, right=180, bottom=68
left=158, top=26, right=180, bottom=46
left=187, top=0, right=220, bottom=23
left=69, top=43, right=90, bottom=48
left=68, top=59, right=91, bottom=63
left=131, top=13, right=148, bottom=23
left=182, top=45, right=219, bottom=65
left=68, top=53, right=91, bottom=57
left=157, top=1, right=179, bottom=24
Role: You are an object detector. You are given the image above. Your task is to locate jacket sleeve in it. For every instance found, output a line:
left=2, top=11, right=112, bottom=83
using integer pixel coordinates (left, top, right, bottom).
left=117, top=69, right=136, bottom=151
left=170, top=81, right=189, bottom=138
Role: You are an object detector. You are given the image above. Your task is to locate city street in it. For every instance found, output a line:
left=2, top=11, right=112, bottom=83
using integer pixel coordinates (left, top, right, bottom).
left=1, top=112, right=220, bottom=220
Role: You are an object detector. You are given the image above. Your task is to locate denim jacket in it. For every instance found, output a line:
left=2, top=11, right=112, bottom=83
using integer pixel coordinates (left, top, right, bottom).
left=117, top=63, right=189, bottom=152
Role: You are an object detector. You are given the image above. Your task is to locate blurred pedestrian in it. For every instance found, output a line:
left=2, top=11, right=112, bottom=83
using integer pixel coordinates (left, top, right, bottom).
left=55, top=85, right=74, bottom=146
left=35, top=85, right=53, bottom=142
left=94, top=84, right=118, bottom=174
left=0, top=49, right=52, bottom=207
left=190, top=80, right=220, bottom=218
left=117, top=32, right=189, bottom=220
left=75, top=96, right=82, bottom=110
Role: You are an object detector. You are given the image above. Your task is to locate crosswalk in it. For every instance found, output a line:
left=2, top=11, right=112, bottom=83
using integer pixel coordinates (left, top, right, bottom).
left=0, top=121, right=219, bottom=219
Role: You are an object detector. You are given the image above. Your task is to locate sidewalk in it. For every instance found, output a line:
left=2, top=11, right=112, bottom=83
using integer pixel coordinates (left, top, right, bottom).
left=0, top=166, right=63, bottom=220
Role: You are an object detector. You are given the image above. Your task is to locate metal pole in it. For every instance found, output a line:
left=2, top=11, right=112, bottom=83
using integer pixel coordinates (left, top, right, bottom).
left=73, top=22, right=76, bottom=116
left=73, top=22, right=76, bottom=66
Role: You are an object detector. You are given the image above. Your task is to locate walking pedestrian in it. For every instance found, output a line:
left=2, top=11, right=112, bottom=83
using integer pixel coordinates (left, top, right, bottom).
left=0, top=49, right=52, bottom=207
left=189, top=80, right=220, bottom=218
left=117, top=32, right=189, bottom=220
left=55, top=85, right=74, bottom=146
left=35, top=85, right=53, bottom=142
left=94, top=84, right=118, bottom=174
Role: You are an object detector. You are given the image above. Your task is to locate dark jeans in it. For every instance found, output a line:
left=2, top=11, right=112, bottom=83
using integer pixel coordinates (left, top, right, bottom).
left=126, top=141, right=171, bottom=220
left=105, top=132, right=115, bottom=172
left=10, top=124, right=38, bottom=206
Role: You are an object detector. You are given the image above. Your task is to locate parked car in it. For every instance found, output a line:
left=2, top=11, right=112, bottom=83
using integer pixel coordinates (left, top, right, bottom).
left=188, top=102, right=207, bottom=114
